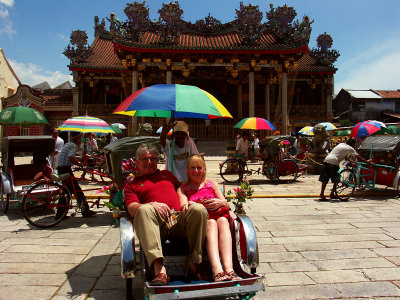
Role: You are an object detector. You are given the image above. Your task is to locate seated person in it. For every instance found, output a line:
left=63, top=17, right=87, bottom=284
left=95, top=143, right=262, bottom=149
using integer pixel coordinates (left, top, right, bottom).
left=124, top=144, right=208, bottom=286
left=178, top=155, right=240, bottom=282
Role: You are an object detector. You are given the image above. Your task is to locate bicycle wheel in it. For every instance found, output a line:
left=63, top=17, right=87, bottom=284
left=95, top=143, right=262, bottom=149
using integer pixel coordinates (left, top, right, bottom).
left=22, top=180, right=71, bottom=228
left=276, top=159, right=298, bottom=183
left=219, top=159, right=246, bottom=183
left=335, top=169, right=356, bottom=201
left=0, top=180, right=10, bottom=213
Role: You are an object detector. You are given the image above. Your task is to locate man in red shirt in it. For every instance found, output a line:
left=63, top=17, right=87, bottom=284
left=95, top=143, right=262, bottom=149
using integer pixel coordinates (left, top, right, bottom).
left=125, top=143, right=208, bottom=286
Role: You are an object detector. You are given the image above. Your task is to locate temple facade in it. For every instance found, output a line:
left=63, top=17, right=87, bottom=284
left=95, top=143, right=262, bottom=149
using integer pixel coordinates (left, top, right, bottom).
left=64, top=1, right=339, bottom=140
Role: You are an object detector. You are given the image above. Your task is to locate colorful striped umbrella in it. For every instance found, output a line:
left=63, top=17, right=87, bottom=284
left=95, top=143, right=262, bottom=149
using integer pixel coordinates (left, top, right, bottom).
left=113, top=84, right=232, bottom=119
left=57, top=116, right=114, bottom=133
left=298, top=126, right=314, bottom=136
left=317, top=122, right=337, bottom=131
left=233, top=117, right=275, bottom=130
left=350, top=120, right=386, bottom=138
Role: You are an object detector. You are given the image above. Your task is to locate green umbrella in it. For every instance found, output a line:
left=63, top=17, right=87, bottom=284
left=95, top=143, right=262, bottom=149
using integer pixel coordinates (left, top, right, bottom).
left=110, top=124, right=122, bottom=134
left=386, top=125, right=400, bottom=135
left=0, top=106, right=49, bottom=126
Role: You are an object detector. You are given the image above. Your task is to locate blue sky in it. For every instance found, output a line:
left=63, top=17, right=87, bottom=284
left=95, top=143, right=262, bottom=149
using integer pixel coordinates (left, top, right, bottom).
left=1, top=0, right=400, bottom=94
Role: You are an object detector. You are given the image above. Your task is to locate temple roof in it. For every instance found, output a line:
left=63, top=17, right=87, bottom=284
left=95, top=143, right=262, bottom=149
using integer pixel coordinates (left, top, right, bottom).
left=375, top=90, right=400, bottom=99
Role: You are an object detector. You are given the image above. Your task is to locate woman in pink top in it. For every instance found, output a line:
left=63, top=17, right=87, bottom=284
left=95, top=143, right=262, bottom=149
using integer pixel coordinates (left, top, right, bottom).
left=178, top=155, right=240, bottom=282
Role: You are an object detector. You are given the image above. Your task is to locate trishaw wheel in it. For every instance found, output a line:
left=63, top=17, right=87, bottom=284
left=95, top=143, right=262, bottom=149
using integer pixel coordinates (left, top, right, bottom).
left=262, top=161, right=275, bottom=180
left=276, top=159, right=298, bottom=183
left=335, top=169, right=355, bottom=201
left=220, top=159, right=245, bottom=183
left=396, top=177, right=400, bottom=198
left=0, top=181, right=10, bottom=213
left=22, top=181, right=71, bottom=228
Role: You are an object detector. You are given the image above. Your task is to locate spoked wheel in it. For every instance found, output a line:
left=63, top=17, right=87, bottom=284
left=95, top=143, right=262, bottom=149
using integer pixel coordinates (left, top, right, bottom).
left=335, top=169, right=356, bottom=201
left=262, top=160, right=276, bottom=180
left=0, top=180, right=10, bottom=214
left=22, top=180, right=71, bottom=228
left=276, top=159, right=298, bottom=183
left=219, top=159, right=246, bottom=183
left=397, top=177, right=400, bottom=198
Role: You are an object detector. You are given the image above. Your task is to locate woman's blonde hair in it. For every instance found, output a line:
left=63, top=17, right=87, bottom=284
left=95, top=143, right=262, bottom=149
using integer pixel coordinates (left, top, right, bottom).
left=184, top=154, right=207, bottom=184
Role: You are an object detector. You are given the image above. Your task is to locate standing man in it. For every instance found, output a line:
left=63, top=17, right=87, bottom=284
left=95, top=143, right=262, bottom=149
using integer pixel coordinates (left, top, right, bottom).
left=49, top=127, right=64, bottom=172
left=160, top=120, right=199, bottom=182
left=57, top=132, right=96, bottom=217
left=236, top=131, right=249, bottom=160
left=319, top=137, right=372, bottom=201
left=124, top=143, right=208, bottom=285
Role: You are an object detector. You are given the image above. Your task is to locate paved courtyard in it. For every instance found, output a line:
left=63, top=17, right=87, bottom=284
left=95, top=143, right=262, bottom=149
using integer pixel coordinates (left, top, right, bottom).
left=0, top=157, right=399, bottom=299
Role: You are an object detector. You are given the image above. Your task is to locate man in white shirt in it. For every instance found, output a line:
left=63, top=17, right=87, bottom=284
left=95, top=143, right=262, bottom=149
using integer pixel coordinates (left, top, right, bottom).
left=236, top=131, right=249, bottom=159
left=49, top=127, right=64, bottom=172
left=160, top=120, right=199, bottom=182
left=319, top=138, right=372, bottom=201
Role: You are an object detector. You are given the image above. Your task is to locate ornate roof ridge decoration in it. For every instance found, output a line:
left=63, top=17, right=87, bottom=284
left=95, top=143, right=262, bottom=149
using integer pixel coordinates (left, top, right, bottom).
left=310, top=32, right=340, bottom=66
left=63, top=30, right=93, bottom=63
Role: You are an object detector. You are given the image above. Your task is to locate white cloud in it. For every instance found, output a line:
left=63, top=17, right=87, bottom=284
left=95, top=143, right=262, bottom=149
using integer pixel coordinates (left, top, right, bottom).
left=0, top=21, right=16, bottom=36
left=0, top=0, right=14, bottom=6
left=0, top=7, right=9, bottom=18
left=335, top=38, right=400, bottom=93
left=8, top=59, right=73, bottom=88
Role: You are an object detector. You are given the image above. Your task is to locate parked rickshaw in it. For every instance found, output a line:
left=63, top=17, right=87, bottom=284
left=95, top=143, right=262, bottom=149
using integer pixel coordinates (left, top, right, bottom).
left=335, top=136, right=400, bottom=200
left=105, top=137, right=264, bottom=299
left=0, top=136, right=55, bottom=213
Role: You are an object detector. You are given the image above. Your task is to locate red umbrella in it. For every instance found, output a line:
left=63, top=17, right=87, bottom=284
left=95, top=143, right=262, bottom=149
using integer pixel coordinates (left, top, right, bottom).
left=350, top=120, right=386, bottom=138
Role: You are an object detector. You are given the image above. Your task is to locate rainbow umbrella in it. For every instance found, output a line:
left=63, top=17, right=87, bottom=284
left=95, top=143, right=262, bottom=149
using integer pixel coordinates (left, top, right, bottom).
left=113, top=84, right=232, bottom=119
left=317, top=122, right=337, bottom=131
left=57, top=116, right=114, bottom=134
left=350, top=120, right=386, bottom=138
left=234, top=117, right=275, bottom=130
left=298, top=126, right=314, bottom=136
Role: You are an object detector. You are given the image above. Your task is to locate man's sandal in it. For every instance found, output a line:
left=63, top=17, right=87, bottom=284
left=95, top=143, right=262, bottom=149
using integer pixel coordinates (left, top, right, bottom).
left=150, top=273, right=170, bottom=286
left=213, top=272, right=232, bottom=282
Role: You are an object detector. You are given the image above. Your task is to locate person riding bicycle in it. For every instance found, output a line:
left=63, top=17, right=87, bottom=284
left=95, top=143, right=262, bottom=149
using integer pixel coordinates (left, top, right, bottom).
left=318, top=137, right=372, bottom=201
left=57, top=132, right=96, bottom=217
left=160, top=120, right=199, bottom=182
left=236, top=131, right=249, bottom=160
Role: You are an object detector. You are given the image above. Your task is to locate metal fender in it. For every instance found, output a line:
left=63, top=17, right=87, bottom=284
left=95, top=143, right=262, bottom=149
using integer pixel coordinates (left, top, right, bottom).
left=120, top=217, right=136, bottom=278
left=236, top=214, right=259, bottom=268
left=392, top=171, right=400, bottom=189
left=1, top=172, right=12, bottom=194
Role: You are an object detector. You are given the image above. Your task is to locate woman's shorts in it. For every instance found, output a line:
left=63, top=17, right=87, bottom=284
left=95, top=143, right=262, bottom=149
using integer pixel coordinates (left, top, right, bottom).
left=319, top=162, right=339, bottom=183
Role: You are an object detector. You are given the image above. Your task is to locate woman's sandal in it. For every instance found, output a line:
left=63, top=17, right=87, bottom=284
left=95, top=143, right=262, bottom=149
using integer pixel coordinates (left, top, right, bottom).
left=213, top=272, right=232, bottom=282
left=226, top=270, right=241, bottom=281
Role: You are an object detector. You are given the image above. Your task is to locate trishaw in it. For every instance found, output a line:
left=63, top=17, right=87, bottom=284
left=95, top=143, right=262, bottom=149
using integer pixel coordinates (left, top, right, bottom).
left=220, top=135, right=307, bottom=183
left=335, top=136, right=400, bottom=200
left=0, top=136, right=55, bottom=213
left=106, top=138, right=264, bottom=299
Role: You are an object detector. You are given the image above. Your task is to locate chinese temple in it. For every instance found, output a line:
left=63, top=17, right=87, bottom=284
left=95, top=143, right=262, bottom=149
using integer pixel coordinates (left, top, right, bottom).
left=64, top=1, right=339, bottom=140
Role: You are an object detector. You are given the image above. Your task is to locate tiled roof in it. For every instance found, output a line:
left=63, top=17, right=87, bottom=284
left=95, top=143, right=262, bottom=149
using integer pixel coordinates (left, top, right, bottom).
left=69, top=37, right=124, bottom=71
left=375, top=90, right=400, bottom=99
left=70, top=36, right=333, bottom=73
left=42, top=94, right=73, bottom=106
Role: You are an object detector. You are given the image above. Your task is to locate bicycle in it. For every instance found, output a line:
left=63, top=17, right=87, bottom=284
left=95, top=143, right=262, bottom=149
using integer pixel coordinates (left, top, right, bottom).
left=335, top=160, right=400, bottom=201
left=20, top=166, right=118, bottom=228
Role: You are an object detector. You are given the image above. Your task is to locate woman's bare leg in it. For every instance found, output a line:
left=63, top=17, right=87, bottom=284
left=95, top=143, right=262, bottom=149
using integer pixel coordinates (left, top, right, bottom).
left=206, top=219, right=224, bottom=276
left=217, top=217, right=233, bottom=273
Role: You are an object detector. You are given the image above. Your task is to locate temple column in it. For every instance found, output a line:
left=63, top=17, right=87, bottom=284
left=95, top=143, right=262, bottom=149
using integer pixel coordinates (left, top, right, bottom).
left=249, top=71, right=255, bottom=117
left=281, top=72, right=288, bottom=135
left=166, top=70, right=172, bottom=84
left=130, top=70, right=138, bottom=137
left=72, top=87, right=79, bottom=117
left=237, top=84, right=243, bottom=119
left=265, top=84, right=270, bottom=121
left=326, top=76, right=333, bottom=120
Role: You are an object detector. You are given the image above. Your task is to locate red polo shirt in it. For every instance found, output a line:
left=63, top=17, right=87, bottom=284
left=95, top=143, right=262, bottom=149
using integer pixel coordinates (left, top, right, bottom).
left=124, top=170, right=181, bottom=211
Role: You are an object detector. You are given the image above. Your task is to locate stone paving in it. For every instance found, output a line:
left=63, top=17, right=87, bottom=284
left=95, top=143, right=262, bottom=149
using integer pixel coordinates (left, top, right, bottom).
left=0, top=156, right=399, bottom=299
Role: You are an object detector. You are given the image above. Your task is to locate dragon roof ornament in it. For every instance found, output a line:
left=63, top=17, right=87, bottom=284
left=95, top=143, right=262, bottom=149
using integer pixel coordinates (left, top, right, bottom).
left=311, top=32, right=340, bottom=66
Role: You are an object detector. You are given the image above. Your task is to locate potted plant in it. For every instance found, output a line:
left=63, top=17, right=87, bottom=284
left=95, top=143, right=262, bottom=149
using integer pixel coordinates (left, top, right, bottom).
left=226, top=179, right=254, bottom=214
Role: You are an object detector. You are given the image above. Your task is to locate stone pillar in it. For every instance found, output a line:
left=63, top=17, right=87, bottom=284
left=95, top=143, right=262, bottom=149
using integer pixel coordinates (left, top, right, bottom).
left=281, top=72, right=288, bottom=135
left=249, top=71, right=255, bottom=117
left=72, top=87, right=79, bottom=117
left=166, top=70, right=172, bottom=84
left=326, top=77, right=333, bottom=120
left=130, top=70, right=138, bottom=137
left=238, top=84, right=243, bottom=119
left=265, top=84, right=270, bottom=121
